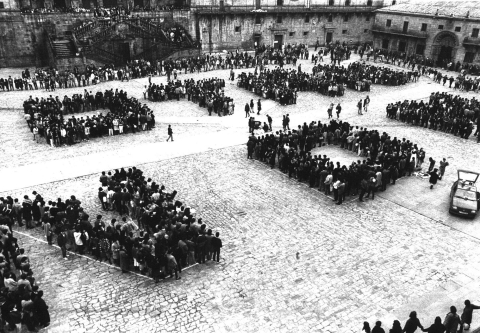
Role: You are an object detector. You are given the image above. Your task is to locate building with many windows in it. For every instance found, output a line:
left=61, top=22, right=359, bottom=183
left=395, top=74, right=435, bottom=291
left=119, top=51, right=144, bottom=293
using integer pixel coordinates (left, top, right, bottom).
left=372, top=1, right=480, bottom=66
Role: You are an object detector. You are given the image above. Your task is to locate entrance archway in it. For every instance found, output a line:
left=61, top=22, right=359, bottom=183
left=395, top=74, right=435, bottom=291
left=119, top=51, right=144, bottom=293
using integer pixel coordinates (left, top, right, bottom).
left=431, top=31, right=459, bottom=67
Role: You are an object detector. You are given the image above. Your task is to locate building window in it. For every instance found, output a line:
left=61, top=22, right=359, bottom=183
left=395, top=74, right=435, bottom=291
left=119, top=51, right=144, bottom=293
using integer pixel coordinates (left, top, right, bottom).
left=398, top=41, right=406, bottom=52
left=305, top=15, right=310, bottom=23
left=416, top=44, right=425, bottom=55
left=235, top=26, right=241, bottom=33
left=328, top=14, right=333, bottom=22
left=0, top=2, right=4, bottom=8
left=255, top=15, right=261, bottom=24
left=386, top=19, right=392, bottom=27
left=345, top=0, right=351, bottom=5
left=344, top=15, right=349, bottom=22
left=402, top=21, right=409, bottom=33
left=364, top=29, right=368, bottom=33
left=277, top=16, right=283, bottom=23
left=366, top=16, right=370, bottom=22
left=329, top=0, right=334, bottom=5
left=382, top=39, right=389, bottom=49
left=472, top=28, right=479, bottom=38
left=421, top=23, right=427, bottom=32
left=455, top=27, right=461, bottom=32
left=303, top=31, right=309, bottom=36
left=342, top=30, right=347, bottom=34
left=276, top=0, right=283, bottom=5
left=367, top=0, right=372, bottom=6
left=289, top=32, right=295, bottom=37
left=392, top=0, right=396, bottom=4
left=438, top=25, right=444, bottom=30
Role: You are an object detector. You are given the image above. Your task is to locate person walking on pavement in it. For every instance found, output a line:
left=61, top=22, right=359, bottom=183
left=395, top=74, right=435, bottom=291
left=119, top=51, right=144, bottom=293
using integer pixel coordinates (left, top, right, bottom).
left=327, top=103, right=334, bottom=119
left=459, top=300, right=480, bottom=332
left=403, top=311, right=425, bottom=333
left=267, top=114, right=272, bottom=131
left=245, top=103, right=251, bottom=118
left=167, top=125, right=174, bottom=142
left=428, top=157, right=436, bottom=172
left=438, top=158, right=449, bottom=180
left=364, top=95, right=370, bottom=112
left=358, top=99, right=363, bottom=115
left=257, top=99, right=262, bottom=115
left=359, top=177, right=368, bottom=201
left=250, top=99, right=255, bottom=114
left=444, top=306, right=461, bottom=333
left=429, top=168, right=439, bottom=189
left=336, top=103, right=342, bottom=119
left=336, top=179, right=345, bottom=205
left=421, top=317, right=445, bottom=333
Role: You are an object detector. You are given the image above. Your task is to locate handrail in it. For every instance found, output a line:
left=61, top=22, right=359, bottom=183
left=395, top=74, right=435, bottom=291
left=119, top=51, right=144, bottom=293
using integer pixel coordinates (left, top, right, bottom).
left=84, top=45, right=123, bottom=64
left=45, top=30, right=57, bottom=59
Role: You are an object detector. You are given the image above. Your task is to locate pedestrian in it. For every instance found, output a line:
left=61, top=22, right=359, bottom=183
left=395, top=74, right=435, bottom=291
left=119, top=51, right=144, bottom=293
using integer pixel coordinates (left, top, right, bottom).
left=245, top=103, right=250, bottom=118
left=363, top=322, right=371, bottom=333
left=358, top=99, right=363, bottom=115
left=257, top=99, right=262, bottom=115
left=365, top=175, right=377, bottom=200
left=119, top=246, right=129, bottom=273
left=57, top=229, right=68, bottom=259
left=364, top=95, right=370, bottom=112
left=250, top=99, right=255, bottom=114
left=389, top=320, right=402, bottom=333
left=336, top=179, right=345, bottom=205
left=211, top=232, right=222, bottom=262
left=444, top=306, right=461, bottom=333
left=33, top=290, right=50, bottom=328
left=428, top=157, right=436, bottom=172
left=403, top=311, right=424, bottom=333
left=372, top=321, right=385, bottom=333
left=460, top=300, right=480, bottom=332
left=167, top=125, right=173, bottom=142
left=336, top=103, right=342, bottom=118
left=429, top=168, right=439, bottom=189
left=359, top=177, right=368, bottom=201
left=422, top=316, right=445, bottom=333
left=327, top=103, right=333, bottom=118
left=438, top=158, right=449, bottom=180
left=267, top=114, right=272, bottom=131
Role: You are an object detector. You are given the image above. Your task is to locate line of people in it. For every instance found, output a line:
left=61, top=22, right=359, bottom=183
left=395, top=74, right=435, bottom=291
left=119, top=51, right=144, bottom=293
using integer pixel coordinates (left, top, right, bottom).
left=386, top=92, right=480, bottom=142
left=246, top=119, right=427, bottom=204
left=0, top=196, right=51, bottom=331
left=362, top=301, right=480, bottom=333
left=23, top=89, right=155, bottom=146
left=145, top=77, right=235, bottom=116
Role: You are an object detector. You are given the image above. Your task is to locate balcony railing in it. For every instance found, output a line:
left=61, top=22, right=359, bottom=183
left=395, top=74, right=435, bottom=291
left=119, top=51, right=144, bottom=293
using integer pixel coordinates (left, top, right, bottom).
left=463, top=37, right=480, bottom=47
left=193, top=4, right=382, bottom=14
left=371, top=24, right=428, bottom=39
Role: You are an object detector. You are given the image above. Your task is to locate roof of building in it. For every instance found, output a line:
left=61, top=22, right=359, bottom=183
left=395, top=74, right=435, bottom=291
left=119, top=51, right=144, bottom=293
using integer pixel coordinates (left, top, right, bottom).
left=377, top=1, right=480, bottom=19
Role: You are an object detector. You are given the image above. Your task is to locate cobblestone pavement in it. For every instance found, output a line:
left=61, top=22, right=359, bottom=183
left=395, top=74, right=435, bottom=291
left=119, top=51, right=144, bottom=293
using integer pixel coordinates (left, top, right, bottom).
left=2, top=51, right=480, bottom=333
left=4, top=145, right=480, bottom=333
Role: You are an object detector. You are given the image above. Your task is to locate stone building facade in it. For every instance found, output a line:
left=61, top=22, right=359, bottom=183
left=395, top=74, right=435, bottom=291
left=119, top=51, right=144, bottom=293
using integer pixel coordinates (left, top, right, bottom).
left=372, top=1, right=480, bottom=66
left=0, top=0, right=403, bottom=67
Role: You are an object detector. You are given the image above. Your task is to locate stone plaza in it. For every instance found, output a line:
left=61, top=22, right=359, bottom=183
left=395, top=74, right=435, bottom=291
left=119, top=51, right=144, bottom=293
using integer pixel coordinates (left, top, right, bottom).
left=1, top=50, right=480, bottom=333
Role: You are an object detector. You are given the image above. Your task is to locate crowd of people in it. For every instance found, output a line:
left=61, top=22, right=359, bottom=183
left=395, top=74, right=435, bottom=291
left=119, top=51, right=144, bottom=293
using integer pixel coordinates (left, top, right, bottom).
left=0, top=165, right=222, bottom=286
left=362, top=301, right=480, bottom=333
left=95, top=167, right=222, bottom=280
left=20, top=5, right=187, bottom=15
left=247, top=119, right=429, bottom=204
left=237, top=68, right=300, bottom=106
left=0, top=196, right=51, bottom=331
left=23, top=88, right=155, bottom=146
left=145, top=77, right=235, bottom=116
left=386, top=92, right=480, bottom=142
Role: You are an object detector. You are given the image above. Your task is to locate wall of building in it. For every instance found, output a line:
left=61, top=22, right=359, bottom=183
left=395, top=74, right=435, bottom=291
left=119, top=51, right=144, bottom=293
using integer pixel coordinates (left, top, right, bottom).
left=195, top=11, right=374, bottom=52
left=191, top=0, right=386, bottom=8
left=373, top=11, right=480, bottom=64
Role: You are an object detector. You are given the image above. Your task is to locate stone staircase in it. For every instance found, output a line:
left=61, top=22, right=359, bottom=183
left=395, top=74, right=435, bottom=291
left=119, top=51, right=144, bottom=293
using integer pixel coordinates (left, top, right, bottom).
left=52, top=39, right=76, bottom=58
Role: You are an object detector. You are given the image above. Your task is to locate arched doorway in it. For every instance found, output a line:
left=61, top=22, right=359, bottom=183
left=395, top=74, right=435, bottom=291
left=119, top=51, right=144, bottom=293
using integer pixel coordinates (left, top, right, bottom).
left=431, top=31, right=459, bottom=67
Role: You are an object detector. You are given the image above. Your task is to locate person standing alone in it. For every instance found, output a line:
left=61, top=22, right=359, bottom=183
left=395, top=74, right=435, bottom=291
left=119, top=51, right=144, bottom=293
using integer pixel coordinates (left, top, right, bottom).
left=167, top=125, right=174, bottom=142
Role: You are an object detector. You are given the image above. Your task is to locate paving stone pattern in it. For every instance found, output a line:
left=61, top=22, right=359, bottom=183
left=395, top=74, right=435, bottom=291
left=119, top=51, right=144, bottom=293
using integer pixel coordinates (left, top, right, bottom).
left=2, top=52, right=480, bottom=332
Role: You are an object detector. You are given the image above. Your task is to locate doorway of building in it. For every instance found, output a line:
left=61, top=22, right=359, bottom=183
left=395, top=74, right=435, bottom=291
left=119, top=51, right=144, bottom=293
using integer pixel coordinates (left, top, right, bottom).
left=121, top=43, right=131, bottom=62
left=438, top=46, right=453, bottom=64
left=256, top=0, right=261, bottom=9
left=254, top=36, right=261, bottom=47
left=274, top=34, right=283, bottom=50
left=53, top=0, right=66, bottom=8
left=326, top=32, right=333, bottom=44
